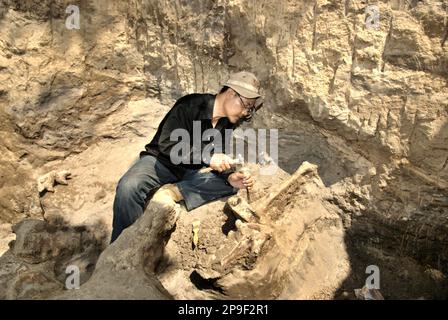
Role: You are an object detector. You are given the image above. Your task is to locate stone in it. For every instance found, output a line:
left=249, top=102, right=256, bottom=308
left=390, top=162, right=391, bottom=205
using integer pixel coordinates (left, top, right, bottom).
left=54, top=201, right=181, bottom=300
left=0, top=219, right=104, bottom=299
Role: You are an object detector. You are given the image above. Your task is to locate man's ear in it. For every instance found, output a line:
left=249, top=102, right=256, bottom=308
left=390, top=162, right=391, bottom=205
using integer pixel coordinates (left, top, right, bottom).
left=228, top=88, right=237, bottom=98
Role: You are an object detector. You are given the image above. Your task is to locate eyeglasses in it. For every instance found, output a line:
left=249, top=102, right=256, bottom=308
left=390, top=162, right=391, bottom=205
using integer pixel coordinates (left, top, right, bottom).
left=237, top=93, right=256, bottom=115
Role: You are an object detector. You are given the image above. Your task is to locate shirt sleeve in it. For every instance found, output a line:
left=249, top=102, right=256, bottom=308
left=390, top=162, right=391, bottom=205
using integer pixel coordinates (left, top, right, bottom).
left=157, top=101, right=207, bottom=167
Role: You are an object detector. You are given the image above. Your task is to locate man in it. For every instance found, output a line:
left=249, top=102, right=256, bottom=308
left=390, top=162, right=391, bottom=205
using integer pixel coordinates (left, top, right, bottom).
left=110, top=71, right=263, bottom=243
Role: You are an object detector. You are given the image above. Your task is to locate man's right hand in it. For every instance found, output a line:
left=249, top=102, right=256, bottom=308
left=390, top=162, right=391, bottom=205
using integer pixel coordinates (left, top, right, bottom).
left=209, top=153, right=234, bottom=172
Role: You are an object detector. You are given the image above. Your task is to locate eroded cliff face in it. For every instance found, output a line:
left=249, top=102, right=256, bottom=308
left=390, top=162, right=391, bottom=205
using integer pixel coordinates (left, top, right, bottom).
left=0, top=0, right=447, bottom=299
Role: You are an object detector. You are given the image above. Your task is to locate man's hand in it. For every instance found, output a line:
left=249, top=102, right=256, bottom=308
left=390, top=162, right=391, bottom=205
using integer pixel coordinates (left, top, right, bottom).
left=210, top=153, right=234, bottom=172
left=228, top=172, right=254, bottom=190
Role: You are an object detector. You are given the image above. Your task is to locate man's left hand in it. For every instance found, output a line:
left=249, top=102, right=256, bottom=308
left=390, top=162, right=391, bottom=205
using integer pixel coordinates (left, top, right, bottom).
left=228, top=172, right=254, bottom=190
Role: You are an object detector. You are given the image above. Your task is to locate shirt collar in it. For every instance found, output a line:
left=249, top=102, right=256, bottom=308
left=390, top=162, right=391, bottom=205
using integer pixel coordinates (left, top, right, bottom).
left=199, top=94, right=216, bottom=120
left=199, top=94, right=234, bottom=130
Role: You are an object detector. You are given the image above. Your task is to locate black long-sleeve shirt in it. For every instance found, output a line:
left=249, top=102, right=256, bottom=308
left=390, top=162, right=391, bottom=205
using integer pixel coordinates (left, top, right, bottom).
left=140, top=93, right=236, bottom=180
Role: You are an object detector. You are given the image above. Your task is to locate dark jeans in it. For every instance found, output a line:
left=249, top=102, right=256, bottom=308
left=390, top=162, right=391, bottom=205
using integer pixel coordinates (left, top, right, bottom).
left=110, top=155, right=237, bottom=243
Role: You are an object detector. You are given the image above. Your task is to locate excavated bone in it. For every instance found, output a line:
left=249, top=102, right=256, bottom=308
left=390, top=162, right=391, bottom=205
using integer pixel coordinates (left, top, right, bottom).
left=184, top=161, right=345, bottom=300
left=213, top=218, right=271, bottom=271
left=252, top=161, right=323, bottom=220
left=37, top=170, right=71, bottom=193
left=227, top=196, right=261, bottom=223
left=220, top=238, right=253, bottom=269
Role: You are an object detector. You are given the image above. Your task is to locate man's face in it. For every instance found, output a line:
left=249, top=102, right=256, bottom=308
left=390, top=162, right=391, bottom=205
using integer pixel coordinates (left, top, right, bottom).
left=224, top=90, right=257, bottom=123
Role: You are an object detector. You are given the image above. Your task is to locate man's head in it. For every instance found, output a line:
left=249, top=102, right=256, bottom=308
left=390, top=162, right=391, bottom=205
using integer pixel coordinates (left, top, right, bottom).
left=218, top=71, right=263, bottom=124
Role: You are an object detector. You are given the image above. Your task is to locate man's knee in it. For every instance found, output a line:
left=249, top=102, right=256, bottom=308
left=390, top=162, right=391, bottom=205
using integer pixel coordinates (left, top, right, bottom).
left=116, top=175, right=153, bottom=203
left=113, top=177, right=148, bottom=228
left=117, top=176, right=140, bottom=196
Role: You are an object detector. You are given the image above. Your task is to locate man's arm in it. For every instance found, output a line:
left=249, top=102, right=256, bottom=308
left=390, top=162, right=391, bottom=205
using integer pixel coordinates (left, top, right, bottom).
left=157, top=102, right=205, bottom=166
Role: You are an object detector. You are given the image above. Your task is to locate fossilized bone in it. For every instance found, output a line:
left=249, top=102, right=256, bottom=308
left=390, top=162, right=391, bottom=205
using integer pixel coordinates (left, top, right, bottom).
left=198, top=162, right=323, bottom=281
left=37, top=170, right=71, bottom=193
left=227, top=196, right=260, bottom=223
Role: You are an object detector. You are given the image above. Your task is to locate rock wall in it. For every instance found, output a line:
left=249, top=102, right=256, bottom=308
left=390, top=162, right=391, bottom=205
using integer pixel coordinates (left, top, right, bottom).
left=0, top=0, right=447, bottom=299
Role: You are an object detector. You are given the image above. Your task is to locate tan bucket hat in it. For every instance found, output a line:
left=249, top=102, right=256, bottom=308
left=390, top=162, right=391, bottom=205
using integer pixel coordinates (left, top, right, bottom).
left=223, top=71, right=262, bottom=99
